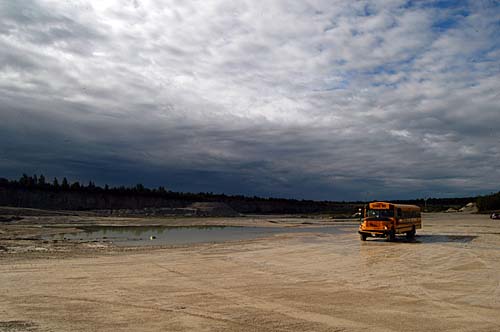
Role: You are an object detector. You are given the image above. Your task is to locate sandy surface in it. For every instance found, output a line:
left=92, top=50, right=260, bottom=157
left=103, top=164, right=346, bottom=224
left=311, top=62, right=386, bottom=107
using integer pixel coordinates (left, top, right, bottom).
left=1, top=213, right=499, bottom=331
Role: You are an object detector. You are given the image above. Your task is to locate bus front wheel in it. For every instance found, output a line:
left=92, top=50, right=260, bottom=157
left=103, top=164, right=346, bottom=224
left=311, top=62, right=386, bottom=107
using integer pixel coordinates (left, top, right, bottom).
left=360, top=233, right=367, bottom=241
left=386, top=230, right=396, bottom=242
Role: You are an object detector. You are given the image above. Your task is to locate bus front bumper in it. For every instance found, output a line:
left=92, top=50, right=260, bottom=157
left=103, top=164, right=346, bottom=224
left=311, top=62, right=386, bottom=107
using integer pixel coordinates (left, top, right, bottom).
left=358, top=230, right=390, bottom=238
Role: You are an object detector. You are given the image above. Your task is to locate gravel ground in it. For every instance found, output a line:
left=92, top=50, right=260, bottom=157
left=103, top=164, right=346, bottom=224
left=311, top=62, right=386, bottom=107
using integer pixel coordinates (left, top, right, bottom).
left=1, top=212, right=499, bottom=331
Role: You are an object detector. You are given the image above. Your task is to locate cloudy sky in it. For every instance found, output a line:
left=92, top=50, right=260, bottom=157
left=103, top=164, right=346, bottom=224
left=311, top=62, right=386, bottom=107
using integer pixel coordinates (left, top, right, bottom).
left=1, top=0, right=499, bottom=200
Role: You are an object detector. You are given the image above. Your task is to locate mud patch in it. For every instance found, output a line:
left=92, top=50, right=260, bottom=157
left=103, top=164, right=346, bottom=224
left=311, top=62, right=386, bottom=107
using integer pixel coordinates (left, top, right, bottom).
left=446, top=235, right=477, bottom=242
left=0, top=321, right=39, bottom=332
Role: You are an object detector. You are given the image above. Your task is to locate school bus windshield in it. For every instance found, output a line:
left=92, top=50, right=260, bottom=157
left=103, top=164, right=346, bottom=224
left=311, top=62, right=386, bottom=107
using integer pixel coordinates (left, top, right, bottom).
left=366, top=209, right=394, bottom=218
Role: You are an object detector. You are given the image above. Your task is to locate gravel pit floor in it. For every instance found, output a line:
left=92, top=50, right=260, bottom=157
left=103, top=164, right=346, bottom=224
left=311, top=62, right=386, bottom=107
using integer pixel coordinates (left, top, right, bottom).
left=1, top=213, right=499, bottom=332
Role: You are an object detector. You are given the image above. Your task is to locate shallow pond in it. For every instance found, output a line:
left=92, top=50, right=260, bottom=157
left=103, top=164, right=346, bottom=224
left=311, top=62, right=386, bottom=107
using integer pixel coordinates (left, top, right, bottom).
left=44, top=225, right=347, bottom=246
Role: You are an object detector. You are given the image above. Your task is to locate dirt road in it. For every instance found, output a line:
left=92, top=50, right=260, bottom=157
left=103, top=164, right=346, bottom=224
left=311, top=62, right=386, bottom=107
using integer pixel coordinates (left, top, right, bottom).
left=1, top=213, right=499, bottom=331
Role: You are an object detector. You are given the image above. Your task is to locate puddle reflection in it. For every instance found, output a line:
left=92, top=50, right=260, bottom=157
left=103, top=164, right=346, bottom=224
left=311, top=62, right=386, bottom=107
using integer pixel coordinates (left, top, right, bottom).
left=44, top=225, right=346, bottom=246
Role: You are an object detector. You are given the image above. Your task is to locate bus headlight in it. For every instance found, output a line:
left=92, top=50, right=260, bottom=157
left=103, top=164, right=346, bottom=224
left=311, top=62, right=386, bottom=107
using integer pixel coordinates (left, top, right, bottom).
left=384, top=226, right=388, bottom=230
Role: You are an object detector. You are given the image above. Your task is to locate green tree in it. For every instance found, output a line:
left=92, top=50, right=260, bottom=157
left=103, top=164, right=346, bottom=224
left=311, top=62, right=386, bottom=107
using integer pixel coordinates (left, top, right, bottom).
left=61, top=177, right=69, bottom=189
left=39, top=174, right=46, bottom=186
left=19, top=174, right=29, bottom=186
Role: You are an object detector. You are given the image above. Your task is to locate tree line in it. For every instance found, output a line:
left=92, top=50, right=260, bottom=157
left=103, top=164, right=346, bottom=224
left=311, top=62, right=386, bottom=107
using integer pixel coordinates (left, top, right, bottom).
left=0, top=174, right=337, bottom=205
left=1, top=174, right=496, bottom=212
left=476, top=191, right=500, bottom=212
left=1, top=174, right=169, bottom=196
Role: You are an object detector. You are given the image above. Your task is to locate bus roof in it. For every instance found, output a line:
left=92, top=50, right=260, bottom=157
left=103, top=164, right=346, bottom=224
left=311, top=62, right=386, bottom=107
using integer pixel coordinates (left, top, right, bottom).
left=368, top=202, right=420, bottom=210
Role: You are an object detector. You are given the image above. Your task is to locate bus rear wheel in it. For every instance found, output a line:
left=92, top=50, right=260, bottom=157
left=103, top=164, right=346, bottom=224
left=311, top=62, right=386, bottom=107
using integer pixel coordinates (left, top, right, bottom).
left=406, top=226, right=416, bottom=240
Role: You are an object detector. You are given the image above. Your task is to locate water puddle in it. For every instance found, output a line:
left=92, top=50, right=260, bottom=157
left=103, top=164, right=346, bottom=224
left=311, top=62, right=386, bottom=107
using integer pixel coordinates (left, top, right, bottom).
left=43, top=225, right=346, bottom=246
left=416, top=234, right=477, bottom=243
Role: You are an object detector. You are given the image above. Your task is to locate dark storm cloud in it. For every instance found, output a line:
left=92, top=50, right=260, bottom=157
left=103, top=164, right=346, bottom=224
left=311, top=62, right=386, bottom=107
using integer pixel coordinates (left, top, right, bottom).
left=1, top=0, right=499, bottom=200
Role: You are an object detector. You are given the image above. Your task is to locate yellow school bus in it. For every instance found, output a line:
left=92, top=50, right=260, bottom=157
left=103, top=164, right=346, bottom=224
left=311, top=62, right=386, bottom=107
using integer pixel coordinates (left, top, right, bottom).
left=358, top=202, right=421, bottom=241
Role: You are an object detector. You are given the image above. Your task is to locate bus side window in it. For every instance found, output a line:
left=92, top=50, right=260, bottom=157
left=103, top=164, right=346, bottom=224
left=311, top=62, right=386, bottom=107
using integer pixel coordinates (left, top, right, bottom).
left=397, top=208, right=402, bottom=218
